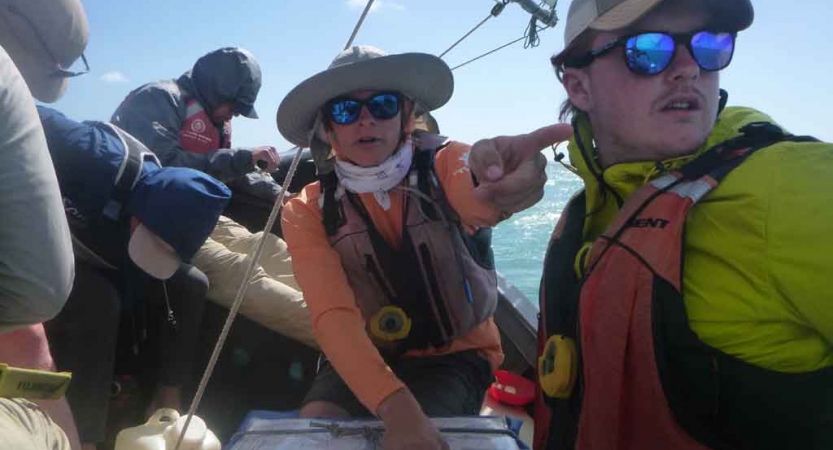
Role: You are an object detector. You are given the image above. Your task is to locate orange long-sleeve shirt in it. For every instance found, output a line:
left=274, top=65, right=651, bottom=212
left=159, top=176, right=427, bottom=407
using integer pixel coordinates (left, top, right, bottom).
left=282, top=141, right=504, bottom=414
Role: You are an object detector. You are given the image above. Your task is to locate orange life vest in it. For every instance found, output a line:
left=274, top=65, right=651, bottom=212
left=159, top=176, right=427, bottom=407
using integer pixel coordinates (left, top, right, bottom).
left=534, top=123, right=831, bottom=450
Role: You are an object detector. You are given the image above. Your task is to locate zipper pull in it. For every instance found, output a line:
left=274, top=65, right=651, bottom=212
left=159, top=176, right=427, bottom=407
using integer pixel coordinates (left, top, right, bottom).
left=162, top=281, right=179, bottom=334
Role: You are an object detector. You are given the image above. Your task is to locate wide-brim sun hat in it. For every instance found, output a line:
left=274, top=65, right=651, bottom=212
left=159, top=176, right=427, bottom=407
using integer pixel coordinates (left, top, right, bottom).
left=552, top=0, right=754, bottom=66
left=0, top=0, right=89, bottom=103
left=277, top=45, right=454, bottom=148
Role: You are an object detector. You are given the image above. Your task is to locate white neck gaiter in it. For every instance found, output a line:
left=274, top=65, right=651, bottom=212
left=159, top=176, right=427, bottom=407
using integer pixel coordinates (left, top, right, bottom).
left=335, top=139, right=413, bottom=210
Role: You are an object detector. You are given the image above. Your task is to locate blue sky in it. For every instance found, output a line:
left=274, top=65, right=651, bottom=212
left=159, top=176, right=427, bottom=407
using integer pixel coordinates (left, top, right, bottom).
left=52, top=0, right=833, bottom=152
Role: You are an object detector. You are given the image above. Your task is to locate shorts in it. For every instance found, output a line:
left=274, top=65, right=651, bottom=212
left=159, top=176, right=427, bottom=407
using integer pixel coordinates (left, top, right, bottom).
left=301, top=350, right=494, bottom=417
left=0, top=398, right=70, bottom=450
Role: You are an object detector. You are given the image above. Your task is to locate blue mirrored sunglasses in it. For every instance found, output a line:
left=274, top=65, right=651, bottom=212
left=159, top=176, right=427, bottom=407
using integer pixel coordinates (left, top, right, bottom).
left=325, top=92, right=402, bottom=125
left=560, top=30, right=736, bottom=76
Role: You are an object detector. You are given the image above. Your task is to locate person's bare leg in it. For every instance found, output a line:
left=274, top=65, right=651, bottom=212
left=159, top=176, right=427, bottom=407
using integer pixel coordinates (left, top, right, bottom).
left=34, top=397, right=82, bottom=450
left=145, top=385, right=182, bottom=418
left=299, top=401, right=351, bottom=419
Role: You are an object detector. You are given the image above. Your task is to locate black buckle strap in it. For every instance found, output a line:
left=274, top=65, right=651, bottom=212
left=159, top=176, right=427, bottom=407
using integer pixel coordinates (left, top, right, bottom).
left=321, top=171, right=344, bottom=236
left=679, top=122, right=796, bottom=182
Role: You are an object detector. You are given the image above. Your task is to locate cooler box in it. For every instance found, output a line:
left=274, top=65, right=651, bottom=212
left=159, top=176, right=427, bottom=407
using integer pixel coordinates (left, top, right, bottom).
left=226, top=412, right=525, bottom=449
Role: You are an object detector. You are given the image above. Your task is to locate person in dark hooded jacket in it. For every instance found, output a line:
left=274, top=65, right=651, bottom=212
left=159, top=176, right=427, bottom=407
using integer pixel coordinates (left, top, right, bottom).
left=111, top=47, right=317, bottom=352
left=111, top=47, right=281, bottom=201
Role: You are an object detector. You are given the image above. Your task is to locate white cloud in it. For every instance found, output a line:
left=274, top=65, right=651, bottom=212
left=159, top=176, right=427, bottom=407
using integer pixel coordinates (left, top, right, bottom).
left=346, top=0, right=379, bottom=11
left=345, top=0, right=405, bottom=12
left=100, top=71, right=129, bottom=83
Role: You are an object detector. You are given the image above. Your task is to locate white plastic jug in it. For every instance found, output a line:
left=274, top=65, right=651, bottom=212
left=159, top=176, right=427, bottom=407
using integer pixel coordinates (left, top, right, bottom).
left=114, top=408, right=222, bottom=450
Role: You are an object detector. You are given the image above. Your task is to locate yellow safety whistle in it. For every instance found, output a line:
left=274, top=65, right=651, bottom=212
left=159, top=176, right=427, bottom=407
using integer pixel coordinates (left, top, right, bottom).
left=369, top=306, right=412, bottom=342
left=538, top=334, right=578, bottom=399
left=0, top=363, right=72, bottom=400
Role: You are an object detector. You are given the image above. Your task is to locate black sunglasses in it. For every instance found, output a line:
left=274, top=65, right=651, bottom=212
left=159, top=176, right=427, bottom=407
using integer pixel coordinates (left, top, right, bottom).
left=324, top=92, right=402, bottom=125
left=559, top=30, right=736, bottom=76
left=6, top=5, right=90, bottom=79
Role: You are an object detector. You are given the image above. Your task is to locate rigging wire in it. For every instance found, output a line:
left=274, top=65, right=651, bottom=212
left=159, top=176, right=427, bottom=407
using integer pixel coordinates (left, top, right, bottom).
left=446, top=0, right=559, bottom=71
left=438, top=1, right=508, bottom=59
left=173, top=2, right=379, bottom=447
left=172, top=0, right=557, bottom=446
left=451, top=25, right=547, bottom=71
left=172, top=146, right=305, bottom=450
left=525, top=16, right=541, bottom=48
left=344, top=0, right=376, bottom=50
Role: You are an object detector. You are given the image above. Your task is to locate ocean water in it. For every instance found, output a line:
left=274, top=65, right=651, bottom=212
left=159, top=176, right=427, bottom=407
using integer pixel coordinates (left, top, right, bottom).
left=491, top=163, right=584, bottom=303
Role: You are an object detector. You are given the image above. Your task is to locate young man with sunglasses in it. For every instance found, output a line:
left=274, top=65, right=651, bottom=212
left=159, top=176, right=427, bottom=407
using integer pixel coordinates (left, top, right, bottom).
left=277, top=45, right=568, bottom=449
left=530, top=0, right=833, bottom=449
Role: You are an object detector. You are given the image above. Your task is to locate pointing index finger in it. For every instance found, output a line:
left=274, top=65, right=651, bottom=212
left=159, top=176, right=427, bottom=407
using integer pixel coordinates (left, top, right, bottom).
left=502, top=123, right=573, bottom=165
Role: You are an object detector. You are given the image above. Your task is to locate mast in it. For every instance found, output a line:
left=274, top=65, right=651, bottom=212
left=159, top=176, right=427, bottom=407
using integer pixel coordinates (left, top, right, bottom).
left=510, top=0, right=558, bottom=27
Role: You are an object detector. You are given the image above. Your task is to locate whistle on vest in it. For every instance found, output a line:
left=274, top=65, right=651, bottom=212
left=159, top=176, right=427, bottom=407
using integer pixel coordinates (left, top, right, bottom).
left=0, top=364, right=72, bottom=400
left=538, top=335, right=578, bottom=399
left=369, top=306, right=413, bottom=342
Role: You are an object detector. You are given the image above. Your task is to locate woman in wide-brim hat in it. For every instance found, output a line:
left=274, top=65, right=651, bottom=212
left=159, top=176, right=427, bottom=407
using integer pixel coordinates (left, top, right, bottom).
left=278, top=45, right=506, bottom=448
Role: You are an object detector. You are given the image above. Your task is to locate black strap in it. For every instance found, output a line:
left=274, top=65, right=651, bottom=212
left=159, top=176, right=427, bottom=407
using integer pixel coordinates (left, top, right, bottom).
left=414, top=148, right=439, bottom=220
left=680, top=122, right=818, bottom=182
left=111, top=144, right=143, bottom=206
left=101, top=131, right=144, bottom=221
left=321, top=171, right=343, bottom=236
left=542, top=192, right=586, bottom=340
left=321, top=135, right=450, bottom=234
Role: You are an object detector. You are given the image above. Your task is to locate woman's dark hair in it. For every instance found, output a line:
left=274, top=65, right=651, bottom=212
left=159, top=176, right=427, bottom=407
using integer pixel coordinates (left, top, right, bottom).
left=553, top=30, right=597, bottom=123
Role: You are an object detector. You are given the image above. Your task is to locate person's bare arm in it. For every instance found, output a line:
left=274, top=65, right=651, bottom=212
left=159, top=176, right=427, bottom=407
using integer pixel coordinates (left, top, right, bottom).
left=0, top=324, right=81, bottom=450
left=377, top=388, right=449, bottom=450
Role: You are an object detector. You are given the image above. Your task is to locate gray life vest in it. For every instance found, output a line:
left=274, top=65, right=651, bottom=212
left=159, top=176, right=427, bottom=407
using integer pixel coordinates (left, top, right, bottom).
left=321, top=135, right=498, bottom=353
left=66, top=123, right=160, bottom=270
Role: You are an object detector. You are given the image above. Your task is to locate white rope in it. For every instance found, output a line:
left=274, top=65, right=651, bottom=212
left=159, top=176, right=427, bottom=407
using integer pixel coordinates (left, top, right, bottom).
left=172, top=9, right=379, bottom=447
left=172, top=146, right=305, bottom=450
left=344, top=0, right=376, bottom=50
left=171, top=1, right=557, bottom=445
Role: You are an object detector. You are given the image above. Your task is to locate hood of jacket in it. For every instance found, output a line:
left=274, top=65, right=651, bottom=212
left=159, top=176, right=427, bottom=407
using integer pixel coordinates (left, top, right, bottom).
left=566, top=105, right=781, bottom=240
left=178, top=47, right=261, bottom=120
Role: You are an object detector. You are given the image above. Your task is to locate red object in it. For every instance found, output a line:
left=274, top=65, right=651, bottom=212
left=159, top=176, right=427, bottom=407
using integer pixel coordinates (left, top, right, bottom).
left=488, top=370, right=536, bottom=406
left=180, top=99, right=231, bottom=154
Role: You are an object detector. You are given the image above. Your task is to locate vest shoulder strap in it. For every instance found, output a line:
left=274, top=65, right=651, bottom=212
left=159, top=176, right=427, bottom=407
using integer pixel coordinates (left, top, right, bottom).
left=680, top=122, right=819, bottom=182
left=542, top=190, right=587, bottom=339
left=320, top=132, right=452, bottom=234
left=321, top=170, right=343, bottom=236
left=101, top=123, right=159, bottom=220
